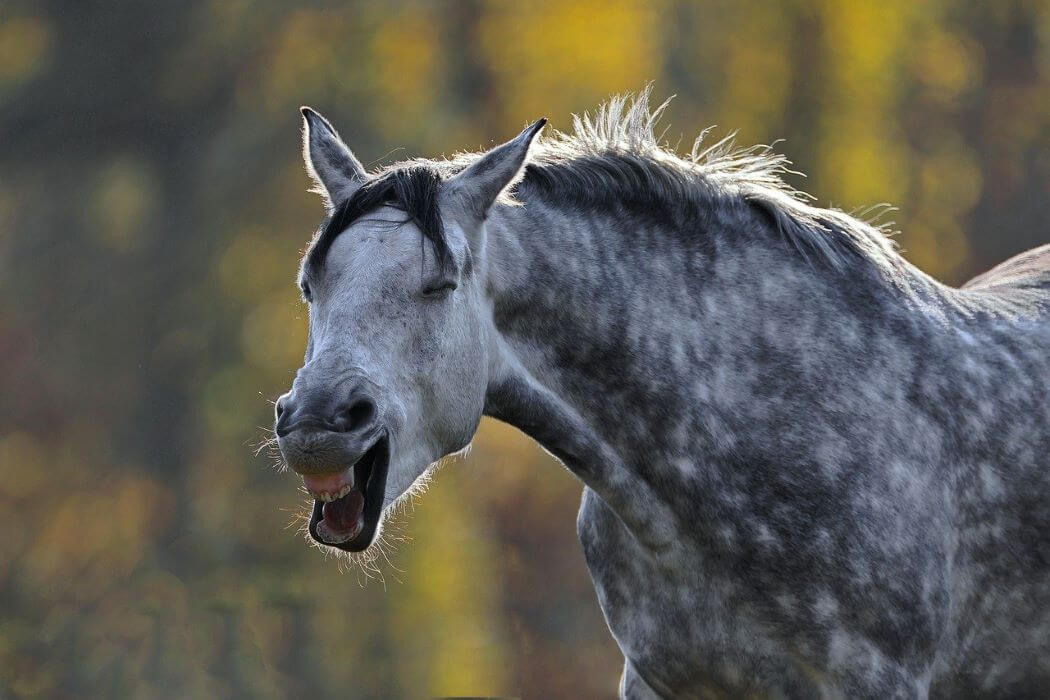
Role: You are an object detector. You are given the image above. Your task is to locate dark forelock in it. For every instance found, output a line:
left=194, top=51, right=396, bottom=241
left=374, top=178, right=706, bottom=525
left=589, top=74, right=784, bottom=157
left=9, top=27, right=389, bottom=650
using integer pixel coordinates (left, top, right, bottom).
left=303, top=164, right=451, bottom=275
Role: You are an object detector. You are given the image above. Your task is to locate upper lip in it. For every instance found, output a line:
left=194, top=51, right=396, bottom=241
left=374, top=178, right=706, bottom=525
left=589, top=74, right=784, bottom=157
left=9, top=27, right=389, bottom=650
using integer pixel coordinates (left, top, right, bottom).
left=276, top=416, right=343, bottom=438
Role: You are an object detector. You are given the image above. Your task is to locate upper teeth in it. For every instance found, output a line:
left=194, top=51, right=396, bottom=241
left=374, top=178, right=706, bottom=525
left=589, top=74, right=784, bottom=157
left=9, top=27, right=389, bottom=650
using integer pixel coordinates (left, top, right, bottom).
left=313, top=484, right=352, bottom=502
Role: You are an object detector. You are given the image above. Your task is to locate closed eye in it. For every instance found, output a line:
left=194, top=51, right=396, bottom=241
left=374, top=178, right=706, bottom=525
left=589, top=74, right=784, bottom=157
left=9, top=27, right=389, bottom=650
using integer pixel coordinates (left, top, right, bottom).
left=421, top=281, right=457, bottom=297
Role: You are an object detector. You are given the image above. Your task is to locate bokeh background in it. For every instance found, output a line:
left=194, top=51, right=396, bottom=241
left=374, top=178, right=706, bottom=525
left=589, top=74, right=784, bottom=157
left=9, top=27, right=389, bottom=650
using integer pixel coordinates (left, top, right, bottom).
left=3, top=1, right=1050, bottom=697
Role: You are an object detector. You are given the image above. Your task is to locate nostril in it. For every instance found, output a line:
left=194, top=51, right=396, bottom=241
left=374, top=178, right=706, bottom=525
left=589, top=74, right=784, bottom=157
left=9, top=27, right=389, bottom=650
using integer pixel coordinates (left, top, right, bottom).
left=333, top=397, right=376, bottom=433
left=275, top=395, right=295, bottom=436
left=347, top=398, right=375, bottom=426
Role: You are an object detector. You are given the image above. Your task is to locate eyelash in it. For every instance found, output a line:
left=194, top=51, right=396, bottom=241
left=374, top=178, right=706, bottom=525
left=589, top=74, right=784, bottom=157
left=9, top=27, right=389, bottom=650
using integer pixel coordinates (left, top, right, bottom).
left=421, top=281, right=457, bottom=297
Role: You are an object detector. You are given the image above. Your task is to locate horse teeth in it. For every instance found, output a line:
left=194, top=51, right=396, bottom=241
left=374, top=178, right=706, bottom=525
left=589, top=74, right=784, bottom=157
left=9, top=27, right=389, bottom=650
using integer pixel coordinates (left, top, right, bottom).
left=311, top=486, right=351, bottom=502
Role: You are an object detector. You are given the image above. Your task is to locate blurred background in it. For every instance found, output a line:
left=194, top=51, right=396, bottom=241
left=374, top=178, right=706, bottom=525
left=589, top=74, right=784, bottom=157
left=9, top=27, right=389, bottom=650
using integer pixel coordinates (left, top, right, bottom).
left=3, top=1, right=1050, bottom=697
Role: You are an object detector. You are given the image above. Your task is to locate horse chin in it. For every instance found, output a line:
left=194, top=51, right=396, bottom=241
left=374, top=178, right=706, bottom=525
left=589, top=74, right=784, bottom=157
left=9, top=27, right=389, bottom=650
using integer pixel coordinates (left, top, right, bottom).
left=306, top=433, right=390, bottom=552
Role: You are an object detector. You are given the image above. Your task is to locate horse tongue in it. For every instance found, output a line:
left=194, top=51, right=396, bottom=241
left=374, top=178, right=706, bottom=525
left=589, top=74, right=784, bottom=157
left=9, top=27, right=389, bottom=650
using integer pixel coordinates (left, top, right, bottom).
left=320, top=489, right=365, bottom=541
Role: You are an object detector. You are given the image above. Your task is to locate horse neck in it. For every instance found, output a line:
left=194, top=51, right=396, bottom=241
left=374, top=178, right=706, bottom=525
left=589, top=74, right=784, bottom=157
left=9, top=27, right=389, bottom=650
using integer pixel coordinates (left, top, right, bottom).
left=483, top=201, right=713, bottom=416
left=482, top=197, right=880, bottom=441
left=479, top=194, right=945, bottom=549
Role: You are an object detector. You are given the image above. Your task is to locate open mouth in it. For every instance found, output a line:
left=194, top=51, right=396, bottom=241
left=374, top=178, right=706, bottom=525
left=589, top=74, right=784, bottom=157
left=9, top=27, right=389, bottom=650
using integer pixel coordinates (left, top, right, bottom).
left=303, top=433, right=390, bottom=552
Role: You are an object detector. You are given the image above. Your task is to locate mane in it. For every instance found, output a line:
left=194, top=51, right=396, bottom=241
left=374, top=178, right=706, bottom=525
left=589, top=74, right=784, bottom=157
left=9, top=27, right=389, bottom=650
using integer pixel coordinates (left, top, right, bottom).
left=304, top=87, right=899, bottom=274
left=523, top=87, right=899, bottom=268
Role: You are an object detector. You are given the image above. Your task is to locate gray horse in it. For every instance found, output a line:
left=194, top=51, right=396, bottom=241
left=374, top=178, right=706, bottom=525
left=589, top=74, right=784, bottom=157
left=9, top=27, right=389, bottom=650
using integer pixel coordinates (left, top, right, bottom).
left=274, top=90, right=1050, bottom=698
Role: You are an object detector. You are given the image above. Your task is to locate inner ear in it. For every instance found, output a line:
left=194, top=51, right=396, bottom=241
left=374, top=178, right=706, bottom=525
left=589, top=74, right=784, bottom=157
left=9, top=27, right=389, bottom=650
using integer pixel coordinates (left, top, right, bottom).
left=443, top=118, right=547, bottom=223
left=301, top=107, right=366, bottom=208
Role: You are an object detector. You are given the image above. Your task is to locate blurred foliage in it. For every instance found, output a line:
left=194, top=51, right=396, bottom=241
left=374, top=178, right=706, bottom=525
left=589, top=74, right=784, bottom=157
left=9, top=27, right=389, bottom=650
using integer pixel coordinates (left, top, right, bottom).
left=3, top=0, right=1050, bottom=697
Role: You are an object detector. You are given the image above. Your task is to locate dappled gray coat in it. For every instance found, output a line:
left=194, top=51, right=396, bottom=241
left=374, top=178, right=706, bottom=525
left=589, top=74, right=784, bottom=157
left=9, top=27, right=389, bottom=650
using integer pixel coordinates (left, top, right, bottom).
left=278, top=90, right=1050, bottom=699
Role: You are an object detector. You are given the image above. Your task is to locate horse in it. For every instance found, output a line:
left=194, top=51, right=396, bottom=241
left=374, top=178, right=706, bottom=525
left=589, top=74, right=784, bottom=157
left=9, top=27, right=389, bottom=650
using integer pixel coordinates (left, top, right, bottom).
left=274, top=89, right=1050, bottom=698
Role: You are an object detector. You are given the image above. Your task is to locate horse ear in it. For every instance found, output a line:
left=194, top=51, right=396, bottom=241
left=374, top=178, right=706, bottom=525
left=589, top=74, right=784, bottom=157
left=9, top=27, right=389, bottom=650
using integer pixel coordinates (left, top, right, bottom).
left=301, top=107, right=366, bottom=208
left=445, top=118, right=547, bottom=224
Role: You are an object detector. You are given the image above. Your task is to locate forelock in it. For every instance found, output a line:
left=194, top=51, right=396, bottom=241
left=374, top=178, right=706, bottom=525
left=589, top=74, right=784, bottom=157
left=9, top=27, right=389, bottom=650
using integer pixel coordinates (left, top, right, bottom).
left=303, top=164, right=452, bottom=276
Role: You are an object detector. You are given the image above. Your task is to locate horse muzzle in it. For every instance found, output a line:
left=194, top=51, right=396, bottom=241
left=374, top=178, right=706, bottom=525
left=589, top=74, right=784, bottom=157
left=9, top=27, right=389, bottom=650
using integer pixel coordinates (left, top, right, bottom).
left=275, top=387, right=391, bottom=552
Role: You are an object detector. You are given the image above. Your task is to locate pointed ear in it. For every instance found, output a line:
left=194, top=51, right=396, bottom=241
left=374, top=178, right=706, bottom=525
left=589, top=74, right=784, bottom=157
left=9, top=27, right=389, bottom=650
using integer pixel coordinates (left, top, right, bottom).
left=301, top=107, right=366, bottom=208
left=444, top=118, right=547, bottom=222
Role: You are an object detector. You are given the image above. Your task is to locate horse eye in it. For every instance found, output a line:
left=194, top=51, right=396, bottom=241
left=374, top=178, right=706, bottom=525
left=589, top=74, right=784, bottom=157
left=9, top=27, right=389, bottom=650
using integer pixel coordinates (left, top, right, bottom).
left=421, top=281, right=457, bottom=298
left=300, top=281, right=312, bottom=301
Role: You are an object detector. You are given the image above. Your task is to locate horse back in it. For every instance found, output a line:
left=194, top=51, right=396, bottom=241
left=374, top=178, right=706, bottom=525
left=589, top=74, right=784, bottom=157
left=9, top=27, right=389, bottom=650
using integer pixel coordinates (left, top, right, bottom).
left=962, top=243, right=1050, bottom=292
